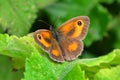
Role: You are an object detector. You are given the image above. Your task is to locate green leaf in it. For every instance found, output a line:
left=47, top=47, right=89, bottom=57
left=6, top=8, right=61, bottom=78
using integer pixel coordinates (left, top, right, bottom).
left=0, top=33, right=36, bottom=69
left=62, top=64, right=85, bottom=80
left=111, top=17, right=120, bottom=48
left=0, top=34, right=33, bottom=58
left=24, top=49, right=86, bottom=80
left=85, top=49, right=120, bottom=66
left=0, top=55, right=24, bottom=80
left=84, top=4, right=111, bottom=46
left=94, top=65, right=120, bottom=80
left=0, top=25, right=4, bottom=33
left=0, top=34, right=120, bottom=80
left=78, top=49, right=120, bottom=79
left=24, top=42, right=120, bottom=80
left=0, top=0, right=55, bottom=36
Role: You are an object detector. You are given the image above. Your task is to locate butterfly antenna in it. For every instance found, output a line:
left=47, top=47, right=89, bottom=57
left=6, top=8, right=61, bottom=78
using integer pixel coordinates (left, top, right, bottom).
left=38, top=20, right=52, bottom=27
left=38, top=20, right=55, bottom=31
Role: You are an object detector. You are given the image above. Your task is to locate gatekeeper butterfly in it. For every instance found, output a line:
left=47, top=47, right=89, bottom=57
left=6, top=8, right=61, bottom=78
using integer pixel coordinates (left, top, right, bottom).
left=34, top=16, right=90, bottom=62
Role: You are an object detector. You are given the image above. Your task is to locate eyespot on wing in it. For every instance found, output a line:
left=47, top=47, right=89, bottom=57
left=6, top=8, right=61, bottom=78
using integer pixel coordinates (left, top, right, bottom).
left=33, top=29, right=52, bottom=50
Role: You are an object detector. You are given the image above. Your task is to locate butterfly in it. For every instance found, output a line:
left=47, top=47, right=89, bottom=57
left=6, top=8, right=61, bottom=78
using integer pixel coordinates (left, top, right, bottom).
left=34, top=16, right=90, bottom=62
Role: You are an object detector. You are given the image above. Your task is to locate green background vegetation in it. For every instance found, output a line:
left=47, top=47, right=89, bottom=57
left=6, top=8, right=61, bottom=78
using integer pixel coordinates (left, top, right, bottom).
left=0, top=0, right=120, bottom=80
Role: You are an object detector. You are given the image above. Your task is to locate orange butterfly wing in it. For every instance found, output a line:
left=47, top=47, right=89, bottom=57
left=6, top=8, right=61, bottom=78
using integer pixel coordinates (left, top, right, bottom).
left=34, top=29, right=64, bottom=62
left=57, top=16, right=90, bottom=61
left=58, top=36, right=83, bottom=61
left=58, top=16, right=90, bottom=40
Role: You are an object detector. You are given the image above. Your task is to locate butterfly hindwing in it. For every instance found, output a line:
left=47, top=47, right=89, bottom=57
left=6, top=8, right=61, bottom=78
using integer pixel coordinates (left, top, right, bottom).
left=58, top=36, right=83, bottom=61
left=50, top=39, right=64, bottom=62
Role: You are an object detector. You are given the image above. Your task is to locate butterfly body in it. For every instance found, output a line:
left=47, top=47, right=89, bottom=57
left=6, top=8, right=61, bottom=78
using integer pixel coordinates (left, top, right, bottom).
left=34, top=16, right=90, bottom=62
left=50, top=27, right=60, bottom=42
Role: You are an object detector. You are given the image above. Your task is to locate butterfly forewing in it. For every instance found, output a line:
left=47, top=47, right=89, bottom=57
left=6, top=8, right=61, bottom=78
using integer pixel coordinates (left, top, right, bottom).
left=58, top=16, right=90, bottom=40
left=34, top=29, right=52, bottom=51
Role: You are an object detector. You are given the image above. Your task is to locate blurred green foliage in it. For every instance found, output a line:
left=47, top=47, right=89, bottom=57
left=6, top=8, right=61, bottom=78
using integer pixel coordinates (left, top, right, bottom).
left=0, top=0, right=120, bottom=80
